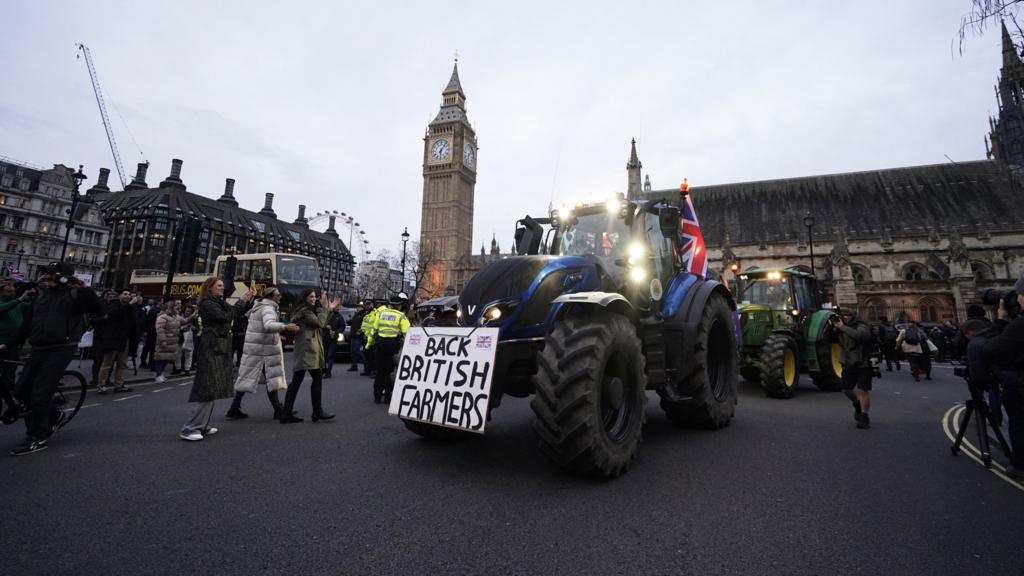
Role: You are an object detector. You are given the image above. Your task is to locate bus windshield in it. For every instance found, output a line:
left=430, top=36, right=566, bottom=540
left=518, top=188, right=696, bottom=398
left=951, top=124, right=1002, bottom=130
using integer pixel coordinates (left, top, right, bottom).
left=276, top=255, right=320, bottom=286
left=557, top=211, right=630, bottom=272
left=740, top=278, right=794, bottom=310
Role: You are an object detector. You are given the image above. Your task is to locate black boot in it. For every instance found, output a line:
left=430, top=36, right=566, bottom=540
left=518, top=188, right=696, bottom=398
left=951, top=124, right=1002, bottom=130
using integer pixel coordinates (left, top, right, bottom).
left=280, top=373, right=304, bottom=423
left=310, top=370, right=335, bottom=422
left=225, top=392, right=249, bottom=420
left=268, top=389, right=284, bottom=420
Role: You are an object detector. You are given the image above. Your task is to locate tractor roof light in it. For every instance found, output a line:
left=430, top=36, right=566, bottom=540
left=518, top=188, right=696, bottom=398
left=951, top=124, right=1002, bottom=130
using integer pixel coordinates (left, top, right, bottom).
left=606, top=197, right=622, bottom=214
left=791, top=308, right=800, bottom=316
left=767, top=271, right=783, bottom=280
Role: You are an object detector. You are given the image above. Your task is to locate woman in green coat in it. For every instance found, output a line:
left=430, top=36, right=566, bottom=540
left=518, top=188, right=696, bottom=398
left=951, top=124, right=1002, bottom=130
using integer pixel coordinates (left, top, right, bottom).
left=179, top=277, right=255, bottom=441
left=280, top=289, right=341, bottom=423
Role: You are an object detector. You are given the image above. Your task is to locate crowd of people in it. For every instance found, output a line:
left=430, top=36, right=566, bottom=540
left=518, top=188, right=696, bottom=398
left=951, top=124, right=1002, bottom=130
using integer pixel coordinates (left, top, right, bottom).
left=0, top=261, right=415, bottom=455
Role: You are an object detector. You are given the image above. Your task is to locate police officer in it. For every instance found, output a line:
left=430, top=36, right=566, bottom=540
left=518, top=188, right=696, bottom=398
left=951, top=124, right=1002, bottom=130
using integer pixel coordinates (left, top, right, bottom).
left=367, top=294, right=410, bottom=404
left=361, top=299, right=385, bottom=378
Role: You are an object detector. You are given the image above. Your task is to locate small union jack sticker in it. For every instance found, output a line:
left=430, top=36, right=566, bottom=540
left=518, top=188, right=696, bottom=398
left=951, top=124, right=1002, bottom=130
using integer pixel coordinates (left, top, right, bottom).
left=476, top=335, right=492, bottom=349
left=409, top=334, right=422, bottom=345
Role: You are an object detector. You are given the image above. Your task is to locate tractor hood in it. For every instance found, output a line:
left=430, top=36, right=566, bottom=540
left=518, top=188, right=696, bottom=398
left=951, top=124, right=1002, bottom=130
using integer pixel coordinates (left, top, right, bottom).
left=458, top=255, right=602, bottom=337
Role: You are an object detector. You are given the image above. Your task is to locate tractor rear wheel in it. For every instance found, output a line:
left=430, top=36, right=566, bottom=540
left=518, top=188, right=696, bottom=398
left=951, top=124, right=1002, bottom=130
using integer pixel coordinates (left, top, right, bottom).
left=659, top=292, right=738, bottom=428
left=810, top=341, right=844, bottom=391
left=531, top=311, right=647, bottom=478
left=760, top=333, right=799, bottom=399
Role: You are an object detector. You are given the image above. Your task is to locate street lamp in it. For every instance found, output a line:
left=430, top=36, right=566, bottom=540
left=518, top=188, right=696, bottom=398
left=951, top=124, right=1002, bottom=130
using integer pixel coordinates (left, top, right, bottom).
left=802, top=211, right=816, bottom=277
left=401, top=227, right=410, bottom=292
left=60, top=165, right=87, bottom=261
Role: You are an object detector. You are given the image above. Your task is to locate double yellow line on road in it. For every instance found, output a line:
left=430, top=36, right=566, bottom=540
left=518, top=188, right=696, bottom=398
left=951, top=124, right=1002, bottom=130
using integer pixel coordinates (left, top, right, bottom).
left=941, top=404, right=1024, bottom=493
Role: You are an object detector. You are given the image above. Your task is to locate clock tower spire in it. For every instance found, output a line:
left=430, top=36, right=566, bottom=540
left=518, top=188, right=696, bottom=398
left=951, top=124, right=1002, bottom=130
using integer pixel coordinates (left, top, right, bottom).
left=419, top=60, right=478, bottom=297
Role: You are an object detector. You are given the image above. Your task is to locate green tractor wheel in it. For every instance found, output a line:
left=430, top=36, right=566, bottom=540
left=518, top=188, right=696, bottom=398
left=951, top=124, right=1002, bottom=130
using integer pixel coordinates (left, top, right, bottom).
left=759, top=333, right=799, bottom=399
left=810, top=341, right=844, bottom=391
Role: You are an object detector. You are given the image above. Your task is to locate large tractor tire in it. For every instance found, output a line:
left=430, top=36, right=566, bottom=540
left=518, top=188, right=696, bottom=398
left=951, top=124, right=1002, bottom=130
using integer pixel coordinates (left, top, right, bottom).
left=402, top=418, right=477, bottom=441
left=531, top=311, right=647, bottom=478
left=759, top=333, right=799, bottom=399
left=810, top=340, right=844, bottom=391
left=659, top=292, right=738, bottom=428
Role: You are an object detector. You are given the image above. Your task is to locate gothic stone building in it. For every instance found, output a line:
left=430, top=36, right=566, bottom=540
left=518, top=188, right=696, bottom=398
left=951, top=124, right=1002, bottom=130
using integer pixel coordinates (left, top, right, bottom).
left=89, top=160, right=354, bottom=292
left=636, top=23, right=1024, bottom=323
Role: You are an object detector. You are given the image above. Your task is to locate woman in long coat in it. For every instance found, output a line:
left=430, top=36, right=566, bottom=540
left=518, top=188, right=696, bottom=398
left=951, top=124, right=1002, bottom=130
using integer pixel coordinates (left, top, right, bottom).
left=153, top=300, right=182, bottom=383
left=179, top=277, right=255, bottom=442
left=225, top=287, right=299, bottom=420
left=280, top=289, right=341, bottom=423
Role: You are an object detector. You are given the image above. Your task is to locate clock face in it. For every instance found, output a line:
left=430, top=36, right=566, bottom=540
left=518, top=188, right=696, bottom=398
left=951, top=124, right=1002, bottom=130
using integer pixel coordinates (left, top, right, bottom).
left=463, top=143, right=475, bottom=167
left=430, top=138, right=451, bottom=161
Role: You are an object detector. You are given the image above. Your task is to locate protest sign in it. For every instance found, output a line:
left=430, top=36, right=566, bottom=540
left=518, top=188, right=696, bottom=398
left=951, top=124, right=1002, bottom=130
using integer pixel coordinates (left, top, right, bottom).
left=388, top=327, right=499, bottom=434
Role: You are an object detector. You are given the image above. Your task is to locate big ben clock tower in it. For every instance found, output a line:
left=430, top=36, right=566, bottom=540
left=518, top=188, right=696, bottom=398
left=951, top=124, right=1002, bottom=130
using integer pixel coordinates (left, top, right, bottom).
left=420, top=61, right=477, bottom=297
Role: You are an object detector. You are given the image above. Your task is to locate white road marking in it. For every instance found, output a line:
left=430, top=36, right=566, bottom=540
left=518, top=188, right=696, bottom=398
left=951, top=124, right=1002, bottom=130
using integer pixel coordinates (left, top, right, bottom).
left=152, top=387, right=173, bottom=393
left=941, top=404, right=1023, bottom=493
left=80, top=403, right=101, bottom=409
left=113, top=394, right=142, bottom=402
left=178, top=383, right=189, bottom=387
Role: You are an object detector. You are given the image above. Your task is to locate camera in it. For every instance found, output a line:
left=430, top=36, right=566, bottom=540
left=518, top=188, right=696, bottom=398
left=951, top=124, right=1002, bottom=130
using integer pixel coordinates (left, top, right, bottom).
left=980, top=288, right=1020, bottom=318
left=44, top=261, right=77, bottom=285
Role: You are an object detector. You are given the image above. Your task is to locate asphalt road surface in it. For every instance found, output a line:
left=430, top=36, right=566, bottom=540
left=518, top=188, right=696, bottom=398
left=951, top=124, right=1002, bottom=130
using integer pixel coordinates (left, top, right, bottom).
left=2, top=360, right=1022, bottom=575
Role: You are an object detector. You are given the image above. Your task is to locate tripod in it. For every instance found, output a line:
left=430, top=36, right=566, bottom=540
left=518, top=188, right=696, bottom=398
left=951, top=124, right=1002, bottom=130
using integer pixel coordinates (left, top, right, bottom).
left=951, top=391, right=1012, bottom=468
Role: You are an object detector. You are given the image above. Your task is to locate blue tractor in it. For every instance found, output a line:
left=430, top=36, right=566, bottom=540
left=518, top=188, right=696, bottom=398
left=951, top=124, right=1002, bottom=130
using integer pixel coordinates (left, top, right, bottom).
left=403, top=189, right=739, bottom=477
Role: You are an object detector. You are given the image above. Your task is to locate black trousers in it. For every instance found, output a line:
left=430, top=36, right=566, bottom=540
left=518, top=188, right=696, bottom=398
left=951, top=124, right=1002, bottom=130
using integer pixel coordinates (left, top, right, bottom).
left=283, top=369, right=325, bottom=414
left=15, top=345, right=76, bottom=439
left=324, top=339, right=337, bottom=375
left=1002, top=376, right=1024, bottom=468
left=374, top=338, right=402, bottom=402
left=882, top=344, right=900, bottom=371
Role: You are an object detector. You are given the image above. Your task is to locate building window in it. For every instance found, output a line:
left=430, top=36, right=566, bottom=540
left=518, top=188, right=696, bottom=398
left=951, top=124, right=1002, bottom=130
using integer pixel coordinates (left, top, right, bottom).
left=902, top=263, right=927, bottom=282
left=852, top=264, right=870, bottom=284
left=5, top=240, right=16, bottom=252
left=971, top=261, right=994, bottom=281
left=918, top=298, right=942, bottom=323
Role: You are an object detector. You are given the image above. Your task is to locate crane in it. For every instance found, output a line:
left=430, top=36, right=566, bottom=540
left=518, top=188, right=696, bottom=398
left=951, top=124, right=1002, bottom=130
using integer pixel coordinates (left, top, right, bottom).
left=76, top=43, right=128, bottom=189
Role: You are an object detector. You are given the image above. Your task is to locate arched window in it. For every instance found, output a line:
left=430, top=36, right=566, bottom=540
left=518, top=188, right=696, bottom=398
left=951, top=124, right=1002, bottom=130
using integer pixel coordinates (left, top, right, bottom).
left=902, top=263, right=927, bottom=282
left=918, top=297, right=942, bottom=323
left=863, top=298, right=886, bottom=322
left=971, top=261, right=994, bottom=281
left=851, top=264, right=870, bottom=284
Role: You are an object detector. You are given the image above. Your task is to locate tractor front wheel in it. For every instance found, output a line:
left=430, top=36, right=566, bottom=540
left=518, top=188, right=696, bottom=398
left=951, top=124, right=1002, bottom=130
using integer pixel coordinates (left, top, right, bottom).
left=810, top=341, right=844, bottom=391
left=760, top=333, right=799, bottom=399
left=531, top=311, right=647, bottom=478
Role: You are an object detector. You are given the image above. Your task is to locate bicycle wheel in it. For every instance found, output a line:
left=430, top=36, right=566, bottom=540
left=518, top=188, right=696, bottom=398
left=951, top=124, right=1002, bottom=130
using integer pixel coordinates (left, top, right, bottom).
left=55, top=370, right=88, bottom=428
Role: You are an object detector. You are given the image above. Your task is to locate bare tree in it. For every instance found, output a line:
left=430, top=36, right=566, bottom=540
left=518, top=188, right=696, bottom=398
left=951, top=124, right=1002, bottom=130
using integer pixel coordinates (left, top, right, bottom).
left=958, top=0, right=1024, bottom=54
left=390, top=241, right=443, bottom=302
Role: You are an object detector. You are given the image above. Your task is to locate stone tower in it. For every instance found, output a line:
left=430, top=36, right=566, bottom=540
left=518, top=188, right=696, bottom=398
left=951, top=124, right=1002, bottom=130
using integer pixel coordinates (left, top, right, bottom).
left=626, top=139, right=642, bottom=200
left=988, top=21, right=1024, bottom=166
left=419, top=61, right=478, bottom=297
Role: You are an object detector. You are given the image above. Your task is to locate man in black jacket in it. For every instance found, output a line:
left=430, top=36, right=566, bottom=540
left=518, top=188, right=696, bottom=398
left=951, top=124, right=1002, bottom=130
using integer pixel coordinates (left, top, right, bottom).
left=982, top=275, right=1024, bottom=479
left=322, top=308, right=346, bottom=378
left=1, top=262, right=103, bottom=455
left=348, top=305, right=367, bottom=372
left=834, top=310, right=876, bottom=429
left=94, top=290, right=140, bottom=394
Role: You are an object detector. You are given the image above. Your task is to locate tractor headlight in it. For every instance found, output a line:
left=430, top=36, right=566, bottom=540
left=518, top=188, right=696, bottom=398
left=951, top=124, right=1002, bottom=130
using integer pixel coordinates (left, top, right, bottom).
left=336, top=333, right=345, bottom=343
left=481, top=300, right=520, bottom=324
left=627, top=242, right=645, bottom=266
left=606, top=197, right=621, bottom=214
left=629, top=267, right=647, bottom=283
left=456, top=308, right=463, bottom=319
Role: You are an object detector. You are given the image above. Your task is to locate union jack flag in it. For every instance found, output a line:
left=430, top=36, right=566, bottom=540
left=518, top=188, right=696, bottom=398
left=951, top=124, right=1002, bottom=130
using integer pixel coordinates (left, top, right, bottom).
left=676, top=194, right=709, bottom=278
left=476, top=335, right=492, bottom=349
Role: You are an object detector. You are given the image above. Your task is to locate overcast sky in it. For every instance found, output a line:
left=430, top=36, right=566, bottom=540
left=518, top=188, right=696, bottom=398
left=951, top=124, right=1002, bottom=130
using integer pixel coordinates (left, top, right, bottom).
left=0, top=0, right=1006, bottom=259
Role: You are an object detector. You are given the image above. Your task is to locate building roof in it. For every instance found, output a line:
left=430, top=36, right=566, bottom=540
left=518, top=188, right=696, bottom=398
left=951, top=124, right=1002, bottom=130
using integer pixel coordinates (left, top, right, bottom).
left=93, top=186, right=350, bottom=255
left=645, top=160, right=1024, bottom=246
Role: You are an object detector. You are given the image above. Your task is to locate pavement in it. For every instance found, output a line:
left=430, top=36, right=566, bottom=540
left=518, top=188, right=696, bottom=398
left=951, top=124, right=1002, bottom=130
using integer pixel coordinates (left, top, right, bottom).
left=1, top=359, right=1022, bottom=575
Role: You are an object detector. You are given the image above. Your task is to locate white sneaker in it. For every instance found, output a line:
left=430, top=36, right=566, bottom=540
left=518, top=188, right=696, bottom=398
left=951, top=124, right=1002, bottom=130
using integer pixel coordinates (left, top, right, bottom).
left=179, top=431, right=203, bottom=441
left=155, top=375, right=167, bottom=383
left=203, top=427, right=218, bottom=436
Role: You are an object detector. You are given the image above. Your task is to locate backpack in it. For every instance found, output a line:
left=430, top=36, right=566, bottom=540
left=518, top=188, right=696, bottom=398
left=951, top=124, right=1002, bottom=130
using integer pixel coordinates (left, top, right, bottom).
left=903, top=327, right=920, bottom=345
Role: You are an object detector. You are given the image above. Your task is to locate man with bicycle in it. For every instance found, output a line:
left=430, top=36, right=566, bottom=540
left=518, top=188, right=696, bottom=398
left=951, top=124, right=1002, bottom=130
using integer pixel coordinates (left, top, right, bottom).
left=0, top=262, right=103, bottom=456
left=0, top=281, right=33, bottom=422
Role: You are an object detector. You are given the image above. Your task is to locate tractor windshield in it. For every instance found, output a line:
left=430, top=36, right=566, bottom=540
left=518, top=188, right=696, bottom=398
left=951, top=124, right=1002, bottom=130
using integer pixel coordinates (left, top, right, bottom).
left=558, top=210, right=631, bottom=272
left=740, top=277, right=794, bottom=310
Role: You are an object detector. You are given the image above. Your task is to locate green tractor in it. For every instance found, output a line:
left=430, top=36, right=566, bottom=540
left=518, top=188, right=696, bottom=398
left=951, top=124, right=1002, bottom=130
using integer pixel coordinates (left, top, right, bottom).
left=735, top=267, right=843, bottom=398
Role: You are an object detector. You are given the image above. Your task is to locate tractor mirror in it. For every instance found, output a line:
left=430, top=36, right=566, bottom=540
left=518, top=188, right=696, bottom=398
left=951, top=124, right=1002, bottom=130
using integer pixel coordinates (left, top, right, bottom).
left=659, top=207, right=680, bottom=237
left=515, top=216, right=544, bottom=255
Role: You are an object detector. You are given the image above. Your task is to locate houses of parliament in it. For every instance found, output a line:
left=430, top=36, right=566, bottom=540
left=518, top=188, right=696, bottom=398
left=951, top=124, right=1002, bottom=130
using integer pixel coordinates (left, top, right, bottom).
left=419, top=28, right=1024, bottom=321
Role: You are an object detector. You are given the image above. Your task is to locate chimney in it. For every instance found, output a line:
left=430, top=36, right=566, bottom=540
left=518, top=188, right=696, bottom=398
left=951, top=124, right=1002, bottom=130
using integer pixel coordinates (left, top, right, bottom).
left=86, top=167, right=111, bottom=194
left=159, top=158, right=186, bottom=190
left=294, top=204, right=309, bottom=228
left=124, top=162, right=149, bottom=191
left=217, top=178, right=239, bottom=206
left=324, top=215, right=339, bottom=238
left=258, top=192, right=277, bottom=217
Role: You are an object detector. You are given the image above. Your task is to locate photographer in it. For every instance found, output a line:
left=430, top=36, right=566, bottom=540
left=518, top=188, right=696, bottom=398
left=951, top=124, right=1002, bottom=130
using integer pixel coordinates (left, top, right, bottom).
left=834, top=309, right=876, bottom=429
left=0, top=262, right=103, bottom=456
left=981, top=276, right=1024, bottom=480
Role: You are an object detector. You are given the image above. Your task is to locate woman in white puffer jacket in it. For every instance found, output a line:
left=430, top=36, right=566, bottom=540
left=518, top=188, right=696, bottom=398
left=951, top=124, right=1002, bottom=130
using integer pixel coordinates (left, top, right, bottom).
left=226, top=287, right=299, bottom=420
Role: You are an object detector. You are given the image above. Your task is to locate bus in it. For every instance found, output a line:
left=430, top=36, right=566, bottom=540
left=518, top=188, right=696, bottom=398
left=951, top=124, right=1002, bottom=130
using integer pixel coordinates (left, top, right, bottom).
left=129, top=253, right=322, bottom=313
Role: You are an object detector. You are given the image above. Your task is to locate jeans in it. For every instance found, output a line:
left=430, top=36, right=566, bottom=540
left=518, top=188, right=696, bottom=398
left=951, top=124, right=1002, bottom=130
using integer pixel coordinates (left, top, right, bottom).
left=351, top=335, right=365, bottom=368
left=15, top=345, right=76, bottom=439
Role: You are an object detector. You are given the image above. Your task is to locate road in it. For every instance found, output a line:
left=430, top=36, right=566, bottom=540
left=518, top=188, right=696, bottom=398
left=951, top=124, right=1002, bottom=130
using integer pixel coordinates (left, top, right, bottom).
left=1, top=360, right=1021, bottom=575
